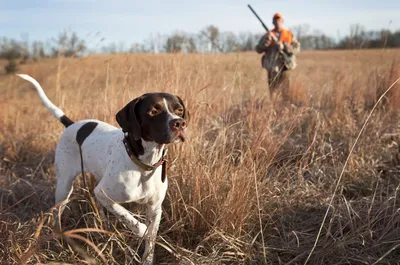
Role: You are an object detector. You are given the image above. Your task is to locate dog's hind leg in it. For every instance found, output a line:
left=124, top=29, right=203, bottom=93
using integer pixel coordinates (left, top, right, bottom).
left=54, top=168, right=78, bottom=229
left=55, top=169, right=75, bottom=206
left=54, top=141, right=81, bottom=227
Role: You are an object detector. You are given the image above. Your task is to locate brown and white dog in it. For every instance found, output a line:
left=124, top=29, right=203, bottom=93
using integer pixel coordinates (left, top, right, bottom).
left=17, top=74, right=188, bottom=265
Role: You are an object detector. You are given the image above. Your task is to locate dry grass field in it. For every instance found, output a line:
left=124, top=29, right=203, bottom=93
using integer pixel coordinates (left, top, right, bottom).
left=1, top=49, right=400, bottom=265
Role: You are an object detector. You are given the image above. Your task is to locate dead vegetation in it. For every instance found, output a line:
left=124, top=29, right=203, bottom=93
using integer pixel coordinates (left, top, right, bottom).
left=1, top=49, right=400, bottom=264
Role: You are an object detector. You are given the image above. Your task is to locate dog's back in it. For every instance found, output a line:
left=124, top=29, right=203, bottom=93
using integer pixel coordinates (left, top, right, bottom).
left=55, top=120, right=122, bottom=182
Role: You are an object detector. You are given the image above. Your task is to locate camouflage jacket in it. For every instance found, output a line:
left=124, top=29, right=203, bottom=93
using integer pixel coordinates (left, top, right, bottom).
left=255, top=30, right=300, bottom=72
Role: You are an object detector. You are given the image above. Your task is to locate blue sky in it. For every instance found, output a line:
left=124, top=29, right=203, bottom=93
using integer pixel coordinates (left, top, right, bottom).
left=1, top=0, right=399, bottom=49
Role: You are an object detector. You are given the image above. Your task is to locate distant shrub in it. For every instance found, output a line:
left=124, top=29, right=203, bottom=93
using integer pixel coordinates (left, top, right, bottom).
left=4, top=59, right=19, bottom=74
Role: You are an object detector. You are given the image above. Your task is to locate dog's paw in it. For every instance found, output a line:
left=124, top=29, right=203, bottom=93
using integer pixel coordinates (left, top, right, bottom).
left=134, top=222, right=148, bottom=238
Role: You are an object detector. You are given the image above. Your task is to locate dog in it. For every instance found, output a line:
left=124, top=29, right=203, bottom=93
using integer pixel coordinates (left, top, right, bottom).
left=17, top=74, right=188, bottom=265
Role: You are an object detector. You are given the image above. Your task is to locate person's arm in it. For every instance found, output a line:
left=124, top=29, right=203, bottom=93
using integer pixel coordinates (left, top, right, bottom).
left=255, top=34, right=269, bottom=53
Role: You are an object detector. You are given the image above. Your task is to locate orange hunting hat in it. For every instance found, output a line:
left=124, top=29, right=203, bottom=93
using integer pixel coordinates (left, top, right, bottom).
left=273, top=13, right=284, bottom=19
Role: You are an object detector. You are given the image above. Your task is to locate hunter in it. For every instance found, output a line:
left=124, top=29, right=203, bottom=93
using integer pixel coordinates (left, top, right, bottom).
left=256, top=13, right=300, bottom=100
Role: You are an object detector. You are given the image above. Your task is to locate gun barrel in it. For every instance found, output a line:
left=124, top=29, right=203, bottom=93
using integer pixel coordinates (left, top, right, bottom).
left=247, top=4, right=269, bottom=32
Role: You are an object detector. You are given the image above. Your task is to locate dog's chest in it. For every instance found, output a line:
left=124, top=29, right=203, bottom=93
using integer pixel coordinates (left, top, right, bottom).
left=114, top=168, right=166, bottom=204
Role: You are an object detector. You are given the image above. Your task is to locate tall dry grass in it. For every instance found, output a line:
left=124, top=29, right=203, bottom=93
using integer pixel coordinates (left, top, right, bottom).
left=1, top=49, right=400, bottom=264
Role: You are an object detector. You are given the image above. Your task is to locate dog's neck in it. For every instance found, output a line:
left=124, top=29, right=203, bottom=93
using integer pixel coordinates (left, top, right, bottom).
left=127, top=134, right=165, bottom=165
left=140, top=140, right=165, bottom=165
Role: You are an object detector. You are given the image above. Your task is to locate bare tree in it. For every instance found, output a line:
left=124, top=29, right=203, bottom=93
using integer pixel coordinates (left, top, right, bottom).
left=163, top=32, right=198, bottom=53
left=200, top=25, right=223, bottom=53
left=101, top=42, right=117, bottom=54
left=0, top=38, right=24, bottom=59
left=220, top=31, right=238, bottom=52
left=349, top=24, right=367, bottom=48
left=237, top=32, right=258, bottom=51
left=291, top=24, right=310, bottom=40
left=164, top=33, right=186, bottom=53
left=186, top=36, right=197, bottom=53
left=130, top=42, right=147, bottom=53
left=32, top=41, right=46, bottom=59
left=51, top=30, right=86, bottom=57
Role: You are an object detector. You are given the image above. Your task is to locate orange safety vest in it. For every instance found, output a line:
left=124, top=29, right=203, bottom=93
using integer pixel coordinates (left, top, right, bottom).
left=270, top=28, right=293, bottom=45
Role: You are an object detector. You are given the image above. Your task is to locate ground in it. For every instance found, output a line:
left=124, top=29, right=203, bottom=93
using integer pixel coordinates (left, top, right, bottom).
left=1, top=49, right=400, bottom=264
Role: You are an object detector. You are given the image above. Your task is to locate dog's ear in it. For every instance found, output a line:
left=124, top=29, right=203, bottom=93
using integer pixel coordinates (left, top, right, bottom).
left=176, top=95, right=189, bottom=123
left=116, top=97, right=142, bottom=140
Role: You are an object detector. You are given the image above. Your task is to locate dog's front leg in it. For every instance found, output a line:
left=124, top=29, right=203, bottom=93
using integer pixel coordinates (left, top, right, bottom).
left=94, top=186, right=148, bottom=237
left=142, top=203, right=162, bottom=265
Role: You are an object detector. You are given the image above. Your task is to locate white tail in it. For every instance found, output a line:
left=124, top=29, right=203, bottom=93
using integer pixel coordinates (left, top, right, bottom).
left=17, top=74, right=66, bottom=121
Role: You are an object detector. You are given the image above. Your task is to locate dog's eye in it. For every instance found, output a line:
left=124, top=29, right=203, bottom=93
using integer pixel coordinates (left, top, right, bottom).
left=175, top=108, right=184, bottom=116
left=148, top=109, right=160, bottom=116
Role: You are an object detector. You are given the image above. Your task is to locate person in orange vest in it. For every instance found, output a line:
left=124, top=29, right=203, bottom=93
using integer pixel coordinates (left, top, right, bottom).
left=256, top=13, right=300, bottom=101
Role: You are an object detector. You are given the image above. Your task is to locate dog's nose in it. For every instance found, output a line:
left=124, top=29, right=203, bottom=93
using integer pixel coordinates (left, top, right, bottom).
left=170, top=118, right=186, bottom=130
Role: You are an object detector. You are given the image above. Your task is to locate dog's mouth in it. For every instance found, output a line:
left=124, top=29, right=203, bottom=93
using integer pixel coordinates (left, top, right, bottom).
left=153, top=130, right=186, bottom=145
left=173, top=130, right=186, bottom=143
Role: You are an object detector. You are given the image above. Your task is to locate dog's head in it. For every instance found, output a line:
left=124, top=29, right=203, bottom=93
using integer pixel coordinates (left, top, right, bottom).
left=116, top=93, right=189, bottom=144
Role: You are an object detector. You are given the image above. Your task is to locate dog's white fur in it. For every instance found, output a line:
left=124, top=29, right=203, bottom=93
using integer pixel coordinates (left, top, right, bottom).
left=17, top=74, right=175, bottom=264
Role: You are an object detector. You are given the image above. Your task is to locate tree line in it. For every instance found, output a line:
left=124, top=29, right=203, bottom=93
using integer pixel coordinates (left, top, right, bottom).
left=104, top=24, right=400, bottom=53
left=1, top=24, right=399, bottom=73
